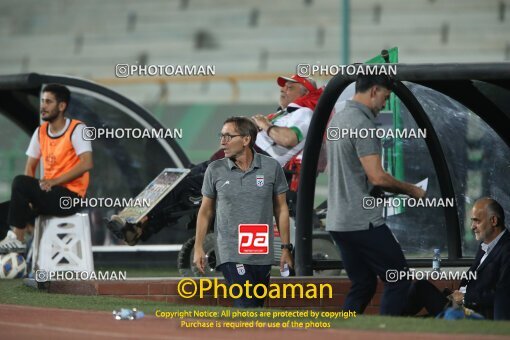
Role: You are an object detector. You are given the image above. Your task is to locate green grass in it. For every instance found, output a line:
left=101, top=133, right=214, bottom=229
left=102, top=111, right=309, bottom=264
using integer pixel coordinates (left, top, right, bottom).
left=0, top=279, right=166, bottom=313
left=1, top=279, right=509, bottom=335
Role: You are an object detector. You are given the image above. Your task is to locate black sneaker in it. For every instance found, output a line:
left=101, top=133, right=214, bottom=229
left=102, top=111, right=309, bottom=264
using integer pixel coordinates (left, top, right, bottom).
left=106, top=215, right=143, bottom=246
left=106, top=215, right=126, bottom=240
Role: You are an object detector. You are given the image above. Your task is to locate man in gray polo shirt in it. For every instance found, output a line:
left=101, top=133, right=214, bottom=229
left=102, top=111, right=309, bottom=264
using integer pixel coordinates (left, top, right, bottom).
left=194, top=116, right=293, bottom=308
left=326, top=75, right=425, bottom=315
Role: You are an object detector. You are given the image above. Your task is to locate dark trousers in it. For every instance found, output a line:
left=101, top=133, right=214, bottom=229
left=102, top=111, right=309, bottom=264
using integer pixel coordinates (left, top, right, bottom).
left=402, top=280, right=450, bottom=316
left=404, top=280, right=510, bottom=320
left=0, top=175, right=81, bottom=239
left=330, top=224, right=411, bottom=315
left=219, top=262, right=272, bottom=308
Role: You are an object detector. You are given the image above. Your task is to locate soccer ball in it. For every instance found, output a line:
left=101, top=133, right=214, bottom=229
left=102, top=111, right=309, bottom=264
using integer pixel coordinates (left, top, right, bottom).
left=0, top=253, right=27, bottom=279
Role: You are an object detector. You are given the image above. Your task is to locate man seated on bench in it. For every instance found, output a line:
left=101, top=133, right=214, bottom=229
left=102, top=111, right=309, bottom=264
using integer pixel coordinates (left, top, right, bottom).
left=108, top=74, right=323, bottom=245
left=404, top=197, right=510, bottom=320
left=0, top=84, right=93, bottom=255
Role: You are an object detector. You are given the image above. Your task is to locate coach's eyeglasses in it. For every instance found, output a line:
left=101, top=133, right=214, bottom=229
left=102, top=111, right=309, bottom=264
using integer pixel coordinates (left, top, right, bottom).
left=218, top=133, right=243, bottom=142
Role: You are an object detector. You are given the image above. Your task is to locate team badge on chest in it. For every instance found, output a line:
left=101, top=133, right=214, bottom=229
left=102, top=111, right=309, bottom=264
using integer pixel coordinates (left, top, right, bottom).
left=256, top=175, right=264, bottom=187
left=236, top=264, right=246, bottom=275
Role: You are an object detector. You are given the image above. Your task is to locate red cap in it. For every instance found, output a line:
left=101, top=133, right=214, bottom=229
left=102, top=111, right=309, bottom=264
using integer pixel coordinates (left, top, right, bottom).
left=277, top=74, right=316, bottom=93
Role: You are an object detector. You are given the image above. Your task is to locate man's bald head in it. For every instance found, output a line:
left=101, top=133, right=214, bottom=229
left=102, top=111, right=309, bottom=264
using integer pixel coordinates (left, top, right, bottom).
left=474, top=197, right=505, bottom=229
left=471, top=197, right=506, bottom=243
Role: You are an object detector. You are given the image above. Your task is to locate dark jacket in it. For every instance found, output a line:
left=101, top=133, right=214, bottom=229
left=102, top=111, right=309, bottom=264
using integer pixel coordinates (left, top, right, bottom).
left=461, top=229, right=510, bottom=320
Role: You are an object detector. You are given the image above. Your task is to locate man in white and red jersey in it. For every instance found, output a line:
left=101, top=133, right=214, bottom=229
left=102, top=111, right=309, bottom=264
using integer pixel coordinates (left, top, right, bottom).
left=0, top=84, right=93, bottom=254
left=252, top=74, right=322, bottom=166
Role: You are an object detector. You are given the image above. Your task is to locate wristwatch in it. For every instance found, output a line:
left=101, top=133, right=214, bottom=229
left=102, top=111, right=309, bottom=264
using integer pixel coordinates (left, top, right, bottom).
left=281, top=243, right=294, bottom=251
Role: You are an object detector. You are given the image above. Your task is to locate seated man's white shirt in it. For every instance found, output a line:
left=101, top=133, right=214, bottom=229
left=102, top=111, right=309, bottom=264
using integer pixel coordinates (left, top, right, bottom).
left=26, top=118, right=92, bottom=159
left=255, top=105, right=313, bottom=166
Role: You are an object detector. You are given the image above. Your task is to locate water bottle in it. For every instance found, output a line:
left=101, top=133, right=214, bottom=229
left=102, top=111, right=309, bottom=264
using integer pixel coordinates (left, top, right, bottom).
left=113, top=308, right=145, bottom=320
left=432, top=248, right=441, bottom=272
left=280, top=263, right=290, bottom=277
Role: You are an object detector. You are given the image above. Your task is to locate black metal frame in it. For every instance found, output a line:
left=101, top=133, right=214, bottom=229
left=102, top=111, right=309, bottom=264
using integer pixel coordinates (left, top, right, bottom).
left=296, top=63, right=510, bottom=275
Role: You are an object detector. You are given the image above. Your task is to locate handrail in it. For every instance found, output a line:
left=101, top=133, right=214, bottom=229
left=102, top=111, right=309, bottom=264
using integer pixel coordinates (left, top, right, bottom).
left=92, top=72, right=329, bottom=102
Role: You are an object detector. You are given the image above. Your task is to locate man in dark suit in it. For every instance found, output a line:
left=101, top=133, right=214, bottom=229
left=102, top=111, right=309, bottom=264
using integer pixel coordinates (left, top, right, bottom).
left=405, top=197, right=510, bottom=320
